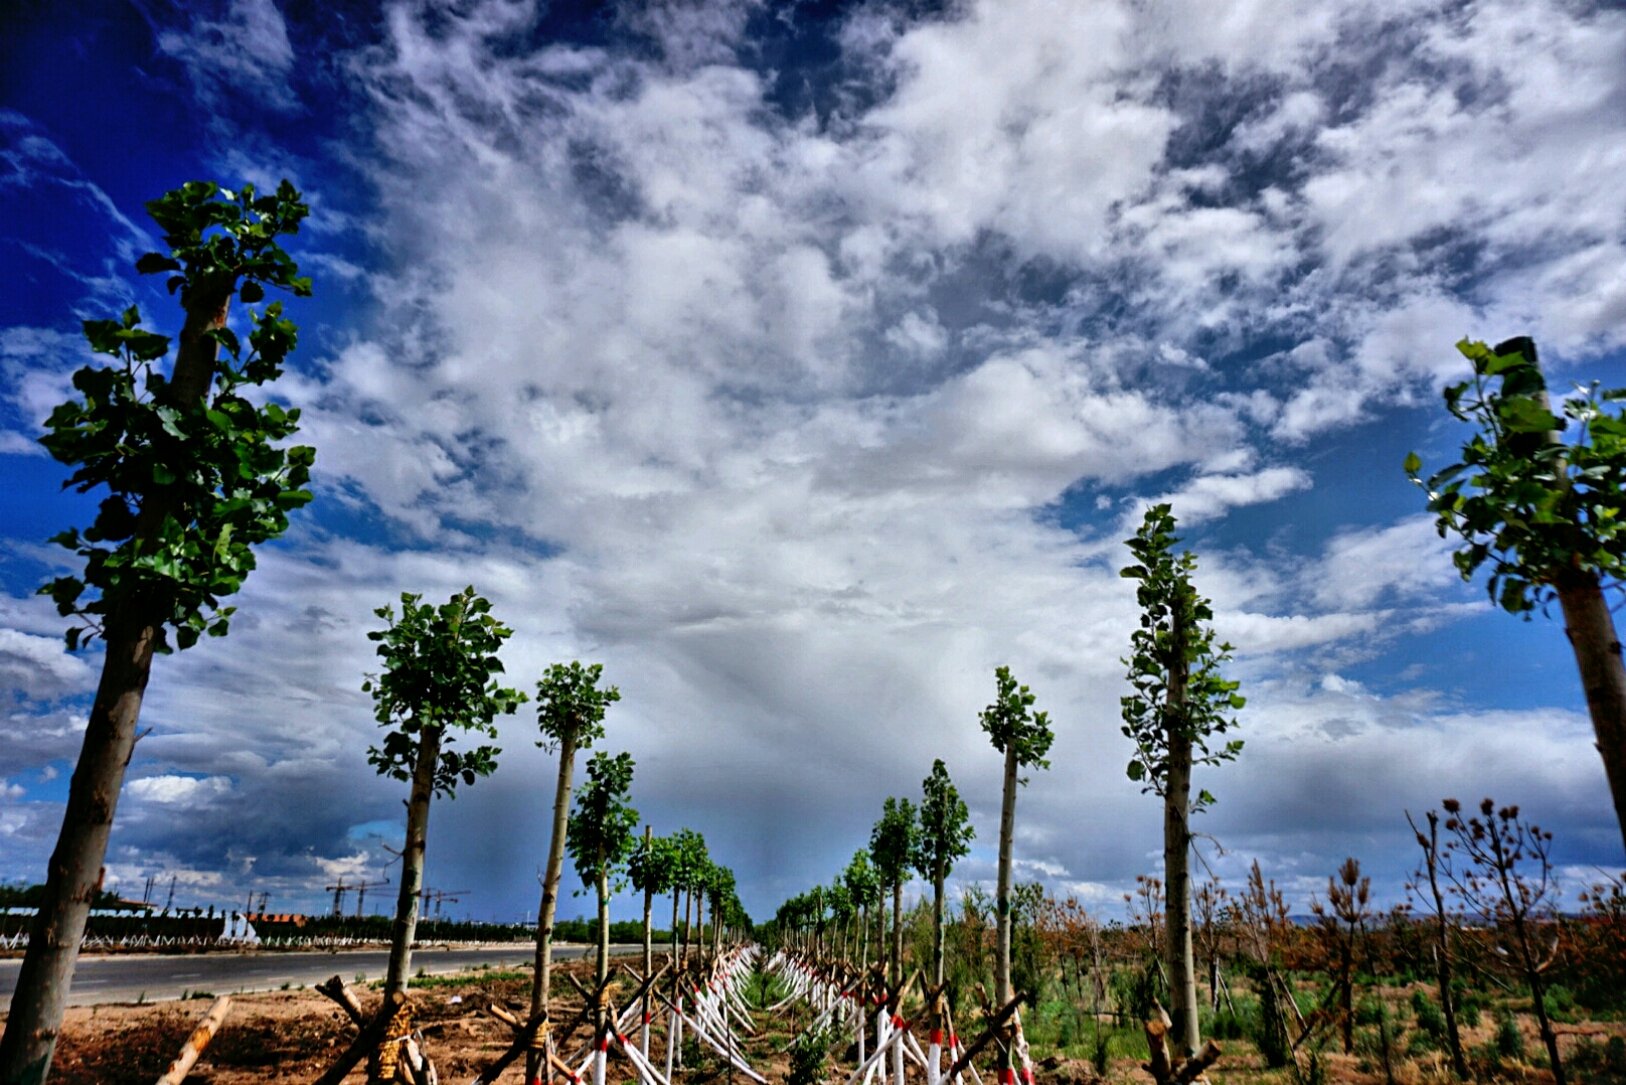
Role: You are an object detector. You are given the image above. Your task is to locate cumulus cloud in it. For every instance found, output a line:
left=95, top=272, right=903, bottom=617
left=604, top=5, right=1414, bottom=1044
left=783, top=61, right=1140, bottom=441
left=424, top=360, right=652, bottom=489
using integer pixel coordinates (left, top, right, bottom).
left=3, top=0, right=1623, bottom=917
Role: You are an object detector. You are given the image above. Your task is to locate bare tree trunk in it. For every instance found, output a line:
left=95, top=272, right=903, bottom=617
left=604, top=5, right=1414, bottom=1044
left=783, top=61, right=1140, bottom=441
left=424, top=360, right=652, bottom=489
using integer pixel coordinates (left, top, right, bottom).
left=670, top=891, right=680, bottom=970
left=374, top=723, right=442, bottom=1084
left=1164, top=727, right=1199, bottom=1058
left=596, top=865, right=611, bottom=992
left=859, top=903, right=870, bottom=984
left=1556, top=571, right=1626, bottom=854
left=932, top=869, right=946, bottom=988
left=680, top=888, right=692, bottom=967
left=641, top=827, right=653, bottom=1056
left=890, top=881, right=903, bottom=991
left=0, top=619, right=158, bottom=1085
left=0, top=279, right=232, bottom=1085
left=995, top=741, right=1019, bottom=1008
left=526, top=727, right=580, bottom=1083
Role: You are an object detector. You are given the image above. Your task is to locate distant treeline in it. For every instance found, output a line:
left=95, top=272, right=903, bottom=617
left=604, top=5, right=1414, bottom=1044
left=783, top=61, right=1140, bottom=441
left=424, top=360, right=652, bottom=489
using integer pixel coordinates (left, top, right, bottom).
left=0, top=883, right=141, bottom=912
left=252, top=913, right=678, bottom=944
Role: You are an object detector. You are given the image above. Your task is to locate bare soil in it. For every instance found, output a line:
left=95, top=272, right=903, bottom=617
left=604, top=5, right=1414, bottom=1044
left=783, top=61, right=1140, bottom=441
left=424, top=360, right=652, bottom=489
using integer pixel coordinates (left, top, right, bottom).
left=25, top=960, right=1622, bottom=1085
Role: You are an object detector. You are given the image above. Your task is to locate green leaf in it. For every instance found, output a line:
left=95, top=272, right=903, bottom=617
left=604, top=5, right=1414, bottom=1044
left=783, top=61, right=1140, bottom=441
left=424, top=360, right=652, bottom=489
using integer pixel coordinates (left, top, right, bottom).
left=1403, top=451, right=1422, bottom=476
left=135, top=253, right=181, bottom=275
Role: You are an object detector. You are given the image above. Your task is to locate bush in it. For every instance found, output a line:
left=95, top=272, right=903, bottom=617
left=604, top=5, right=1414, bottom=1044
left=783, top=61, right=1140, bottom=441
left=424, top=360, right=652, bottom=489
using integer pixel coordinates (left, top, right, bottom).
left=1253, top=973, right=1293, bottom=1069
left=1411, top=988, right=1446, bottom=1041
left=1456, top=990, right=1485, bottom=1029
left=787, top=1027, right=833, bottom=1085
left=1205, top=998, right=1253, bottom=1041
left=1544, top=983, right=1577, bottom=1023
left=1493, top=1010, right=1525, bottom=1062
left=1569, top=1036, right=1626, bottom=1084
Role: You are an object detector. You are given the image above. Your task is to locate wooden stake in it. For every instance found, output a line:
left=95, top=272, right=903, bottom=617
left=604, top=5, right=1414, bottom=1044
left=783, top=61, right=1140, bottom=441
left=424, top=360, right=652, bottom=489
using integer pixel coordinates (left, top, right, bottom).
left=155, top=995, right=231, bottom=1085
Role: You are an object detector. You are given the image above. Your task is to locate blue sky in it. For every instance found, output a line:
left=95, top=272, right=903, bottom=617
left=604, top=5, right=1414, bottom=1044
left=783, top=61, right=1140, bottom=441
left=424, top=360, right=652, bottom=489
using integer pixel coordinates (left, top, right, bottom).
left=3, top=0, right=1625, bottom=926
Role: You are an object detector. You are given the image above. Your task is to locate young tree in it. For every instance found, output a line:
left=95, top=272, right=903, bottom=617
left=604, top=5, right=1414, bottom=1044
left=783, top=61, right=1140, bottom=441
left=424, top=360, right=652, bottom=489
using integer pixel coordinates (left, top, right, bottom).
left=1, top=180, right=315, bottom=1085
left=707, top=863, right=737, bottom=957
left=672, top=829, right=710, bottom=966
left=527, top=660, right=618, bottom=1079
left=628, top=830, right=676, bottom=1053
left=365, top=587, right=524, bottom=1079
left=844, top=850, right=882, bottom=977
left=979, top=666, right=1054, bottom=1009
left=827, top=881, right=855, bottom=959
left=915, top=759, right=974, bottom=988
left=567, top=751, right=640, bottom=1083
left=1405, top=810, right=1468, bottom=1079
left=1121, top=504, right=1244, bottom=1057
left=666, top=828, right=705, bottom=968
left=1438, top=798, right=1567, bottom=1085
left=870, top=796, right=919, bottom=991
left=1408, top=337, right=1626, bottom=850
left=1309, top=858, right=1370, bottom=1055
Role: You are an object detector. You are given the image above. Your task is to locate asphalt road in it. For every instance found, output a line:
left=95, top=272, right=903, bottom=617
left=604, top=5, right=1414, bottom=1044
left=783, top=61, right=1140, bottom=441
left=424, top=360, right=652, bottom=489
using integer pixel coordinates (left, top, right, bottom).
left=0, top=944, right=641, bottom=1008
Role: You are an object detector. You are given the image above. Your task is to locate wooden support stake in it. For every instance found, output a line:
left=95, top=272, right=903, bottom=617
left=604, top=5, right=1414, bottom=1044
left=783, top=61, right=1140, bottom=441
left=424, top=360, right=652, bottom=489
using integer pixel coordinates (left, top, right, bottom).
left=312, top=989, right=406, bottom=1085
left=317, top=974, right=366, bottom=1027
left=155, top=995, right=231, bottom=1085
left=469, top=999, right=595, bottom=1085
left=943, top=992, right=1027, bottom=1083
left=486, top=1003, right=523, bottom=1031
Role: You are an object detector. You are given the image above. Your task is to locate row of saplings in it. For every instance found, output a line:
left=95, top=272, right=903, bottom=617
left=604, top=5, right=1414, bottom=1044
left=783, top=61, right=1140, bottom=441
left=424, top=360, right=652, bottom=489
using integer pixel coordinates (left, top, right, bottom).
left=765, top=815, right=1625, bottom=1085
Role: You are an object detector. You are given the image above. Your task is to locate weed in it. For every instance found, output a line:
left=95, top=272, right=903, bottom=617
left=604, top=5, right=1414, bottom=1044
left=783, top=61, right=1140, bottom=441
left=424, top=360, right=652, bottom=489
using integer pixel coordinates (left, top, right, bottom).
left=1410, top=988, right=1446, bottom=1041
left=787, top=1027, right=833, bottom=1085
left=1494, top=1009, right=1525, bottom=1062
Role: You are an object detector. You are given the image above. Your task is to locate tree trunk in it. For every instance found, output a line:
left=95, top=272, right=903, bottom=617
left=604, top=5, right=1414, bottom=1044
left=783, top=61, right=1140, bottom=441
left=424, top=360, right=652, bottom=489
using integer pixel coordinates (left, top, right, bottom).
left=995, top=741, right=1019, bottom=1008
left=932, top=869, right=946, bottom=988
left=890, top=881, right=903, bottom=991
left=526, top=727, right=580, bottom=1083
left=373, top=723, right=441, bottom=1084
left=0, top=278, right=233, bottom=1085
left=596, top=864, right=611, bottom=993
left=0, top=619, right=159, bottom=1085
left=859, top=903, right=870, bottom=986
left=1555, top=571, right=1626, bottom=853
left=385, top=725, right=441, bottom=998
left=641, top=827, right=653, bottom=1057
left=670, top=890, right=680, bottom=972
left=1164, top=727, right=1200, bottom=1058
left=1162, top=589, right=1201, bottom=1061
left=681, top=887, right=692, bottom=967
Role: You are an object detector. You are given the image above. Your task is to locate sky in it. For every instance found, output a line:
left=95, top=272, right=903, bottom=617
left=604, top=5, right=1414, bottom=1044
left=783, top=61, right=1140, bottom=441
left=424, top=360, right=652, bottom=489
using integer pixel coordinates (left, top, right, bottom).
left=2, top=0, right=1625, bottom=929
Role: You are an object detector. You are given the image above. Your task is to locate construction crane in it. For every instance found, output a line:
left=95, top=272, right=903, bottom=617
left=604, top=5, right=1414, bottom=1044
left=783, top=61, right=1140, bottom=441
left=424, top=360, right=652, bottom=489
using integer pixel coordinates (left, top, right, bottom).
left=418, top=887, right=468, bottom=919
left=324, top=875, right=348, bottom=917
left=351, top=877, right=391, bottom=917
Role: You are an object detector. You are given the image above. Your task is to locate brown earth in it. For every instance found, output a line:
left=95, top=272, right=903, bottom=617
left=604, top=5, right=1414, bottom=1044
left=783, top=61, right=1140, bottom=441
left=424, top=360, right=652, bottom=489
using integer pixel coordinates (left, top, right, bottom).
left=20, top=960, right=1619, bottom=1085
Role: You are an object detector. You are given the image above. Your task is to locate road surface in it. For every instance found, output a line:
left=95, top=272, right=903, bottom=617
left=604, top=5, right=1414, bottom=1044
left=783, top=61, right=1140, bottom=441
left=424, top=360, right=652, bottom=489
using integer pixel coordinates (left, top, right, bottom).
left=0, top=944, right=642, bottom=1008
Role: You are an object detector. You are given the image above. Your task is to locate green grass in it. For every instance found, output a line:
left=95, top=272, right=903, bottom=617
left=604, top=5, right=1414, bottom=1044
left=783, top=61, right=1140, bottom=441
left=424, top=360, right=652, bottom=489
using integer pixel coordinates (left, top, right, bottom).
left=407, top=967, right=529, bottom=988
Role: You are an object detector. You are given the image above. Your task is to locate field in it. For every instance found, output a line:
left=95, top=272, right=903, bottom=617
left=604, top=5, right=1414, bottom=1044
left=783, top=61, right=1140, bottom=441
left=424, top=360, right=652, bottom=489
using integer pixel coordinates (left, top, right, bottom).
left=26, top=934, right=1626, bottom=1085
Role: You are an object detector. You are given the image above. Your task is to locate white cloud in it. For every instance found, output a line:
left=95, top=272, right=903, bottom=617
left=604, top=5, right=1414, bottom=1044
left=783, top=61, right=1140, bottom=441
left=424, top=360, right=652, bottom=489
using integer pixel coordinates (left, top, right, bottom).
left=156, top=0, right=299, bottom=113
left=1140, top=465, right=1312, bottom=525
left=124, top=775, right=233, bottom=806
left=6, top=0, right=1625, bottom=915
left=0, top=628, right=93, bottom=699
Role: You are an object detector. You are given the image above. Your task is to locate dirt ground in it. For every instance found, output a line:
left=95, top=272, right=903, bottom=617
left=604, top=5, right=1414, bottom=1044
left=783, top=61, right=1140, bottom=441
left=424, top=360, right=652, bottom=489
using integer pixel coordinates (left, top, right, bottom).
left=23, top=957, right=1616, bottom=1085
